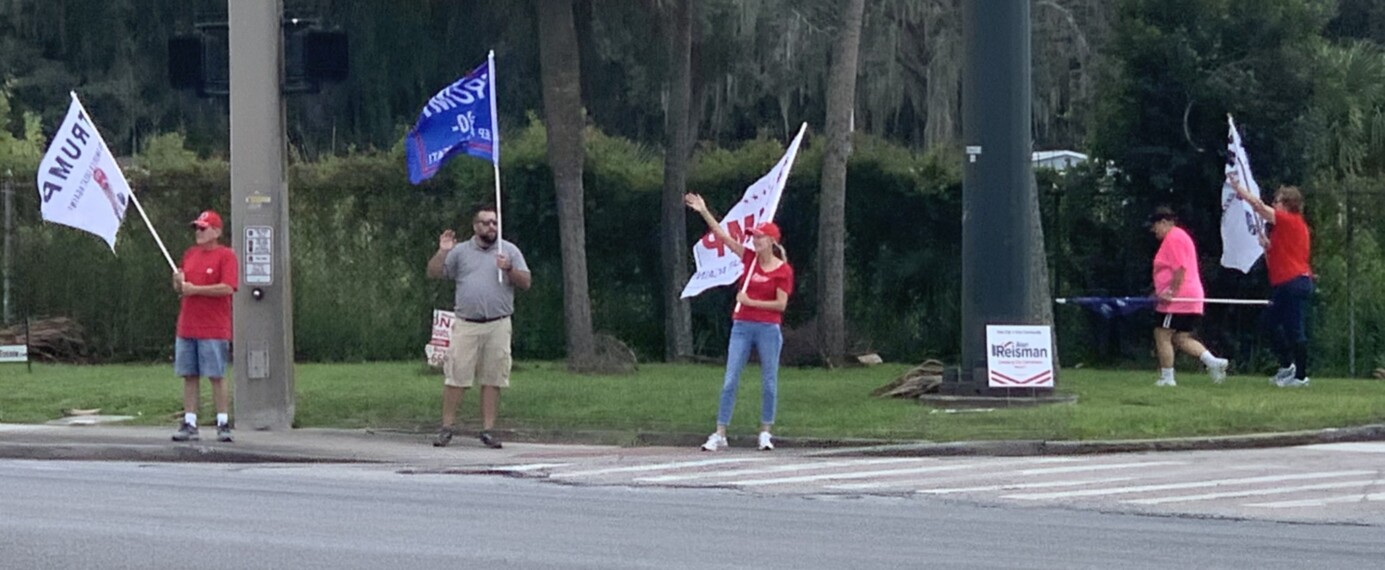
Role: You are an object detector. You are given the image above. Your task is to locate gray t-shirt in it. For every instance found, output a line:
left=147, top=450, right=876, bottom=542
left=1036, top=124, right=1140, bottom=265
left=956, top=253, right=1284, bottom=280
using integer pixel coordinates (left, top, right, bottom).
left=443, top=237, right=529, bottom=320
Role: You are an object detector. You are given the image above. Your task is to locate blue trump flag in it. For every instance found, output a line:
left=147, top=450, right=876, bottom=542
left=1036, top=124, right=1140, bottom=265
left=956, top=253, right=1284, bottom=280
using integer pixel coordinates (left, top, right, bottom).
left=406, top=52, right=500, bottom=184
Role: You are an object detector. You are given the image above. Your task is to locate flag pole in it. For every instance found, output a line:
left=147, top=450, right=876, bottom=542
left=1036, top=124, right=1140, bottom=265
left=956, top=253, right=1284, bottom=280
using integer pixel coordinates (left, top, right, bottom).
left=733, top=254, right=755, bottom=314
left=126, top=190, right=176, bottom=271
left=489, top=50, right=505, bottom=283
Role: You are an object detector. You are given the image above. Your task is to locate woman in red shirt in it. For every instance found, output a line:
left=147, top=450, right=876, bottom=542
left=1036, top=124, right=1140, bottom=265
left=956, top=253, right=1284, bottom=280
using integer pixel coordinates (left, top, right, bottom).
left=685, top=193, right=794, bottom=451
left=1231, top=179, right=1314, bottom=387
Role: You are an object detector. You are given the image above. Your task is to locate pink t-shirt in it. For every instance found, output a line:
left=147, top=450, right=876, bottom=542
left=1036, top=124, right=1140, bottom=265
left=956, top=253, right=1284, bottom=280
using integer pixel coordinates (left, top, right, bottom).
left=1152, top=226, right=1204, bottom=315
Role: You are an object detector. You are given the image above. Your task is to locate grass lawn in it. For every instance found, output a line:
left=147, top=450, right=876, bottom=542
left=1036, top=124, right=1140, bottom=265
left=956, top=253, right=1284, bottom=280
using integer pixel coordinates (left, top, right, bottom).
left=3, top=361, right=1384, bottom=442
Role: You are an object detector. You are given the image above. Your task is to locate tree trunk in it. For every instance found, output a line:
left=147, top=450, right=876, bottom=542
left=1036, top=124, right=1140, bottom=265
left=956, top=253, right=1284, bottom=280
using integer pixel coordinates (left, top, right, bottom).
left=816, top=0, right=867, bottom=366
left=660, top=0, right=695, bottom=361
left=1027, top=176, right=1059, bottom=367
left=537, top=0, right=597, bottom=370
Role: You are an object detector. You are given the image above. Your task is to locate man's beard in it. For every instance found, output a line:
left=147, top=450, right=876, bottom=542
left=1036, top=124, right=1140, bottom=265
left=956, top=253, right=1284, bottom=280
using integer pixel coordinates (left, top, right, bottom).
left=477, top=232, right=498, bottom=246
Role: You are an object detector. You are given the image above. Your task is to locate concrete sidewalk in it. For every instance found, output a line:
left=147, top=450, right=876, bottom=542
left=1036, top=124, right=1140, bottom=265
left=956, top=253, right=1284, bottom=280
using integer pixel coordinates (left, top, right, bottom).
left=3, top=422, right=1384, bottom=467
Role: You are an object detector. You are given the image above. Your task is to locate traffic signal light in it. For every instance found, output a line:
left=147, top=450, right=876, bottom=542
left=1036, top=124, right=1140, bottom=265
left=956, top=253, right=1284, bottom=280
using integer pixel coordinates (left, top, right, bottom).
left=169, top=20, right=347, bottom=96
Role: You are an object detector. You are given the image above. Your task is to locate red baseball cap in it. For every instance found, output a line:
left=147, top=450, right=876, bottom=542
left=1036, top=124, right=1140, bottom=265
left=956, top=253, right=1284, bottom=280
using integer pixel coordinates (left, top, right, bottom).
left=749, top=222, right=781, bottom=242
left=190, top=210, right=223, bottom=230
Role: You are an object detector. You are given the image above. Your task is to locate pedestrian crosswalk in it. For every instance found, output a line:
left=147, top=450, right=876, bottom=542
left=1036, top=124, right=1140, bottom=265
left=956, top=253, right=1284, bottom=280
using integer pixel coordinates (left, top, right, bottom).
left=481, top=443, right=1385, bottom=523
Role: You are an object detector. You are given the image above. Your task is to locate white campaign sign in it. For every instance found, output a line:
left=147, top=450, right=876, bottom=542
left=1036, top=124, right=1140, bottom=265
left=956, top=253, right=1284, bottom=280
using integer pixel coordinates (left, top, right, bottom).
left=35, top=92, right=132, bottom=250
left=986, top=325, right=1055, bottom=388
left=424, top=309, right=455, bottom=367
left=681, top=123, right=806, bottom=298
left=0, top=345, right=28, bottom=363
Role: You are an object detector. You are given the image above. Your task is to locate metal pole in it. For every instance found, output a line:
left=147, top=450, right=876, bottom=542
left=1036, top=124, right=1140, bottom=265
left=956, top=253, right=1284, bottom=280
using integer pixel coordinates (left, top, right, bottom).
left=1347, top=188, right=1356, bottom=378
left=3, top=169, right=13, bottom=325
left=230, top=0, right=295, bottom=430
left=24, top=313, right=31, bottom=373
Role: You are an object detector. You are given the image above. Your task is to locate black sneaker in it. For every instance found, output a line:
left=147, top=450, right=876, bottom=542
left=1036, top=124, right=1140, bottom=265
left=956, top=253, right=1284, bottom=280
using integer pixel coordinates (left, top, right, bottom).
left=432, top=426, right=455, bottom=447
left=216, top=424, right=234, bottom=443
left=478, top=431, right=503, bottom=449
left=172, top=423, right=199, bottom=442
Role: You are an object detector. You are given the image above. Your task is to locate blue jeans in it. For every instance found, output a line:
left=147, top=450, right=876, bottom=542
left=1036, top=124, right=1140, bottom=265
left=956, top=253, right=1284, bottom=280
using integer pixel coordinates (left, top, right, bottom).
left=717, top=320, right=783, bottom=427
left=174, top=338, right=230, bottom=379
left=1265, top=276, right=1313, bottom=377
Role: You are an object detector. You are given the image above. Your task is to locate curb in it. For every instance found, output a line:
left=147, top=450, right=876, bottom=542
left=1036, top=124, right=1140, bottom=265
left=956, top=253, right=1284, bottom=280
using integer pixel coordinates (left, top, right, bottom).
left=0, top=441, right=377, bottom=464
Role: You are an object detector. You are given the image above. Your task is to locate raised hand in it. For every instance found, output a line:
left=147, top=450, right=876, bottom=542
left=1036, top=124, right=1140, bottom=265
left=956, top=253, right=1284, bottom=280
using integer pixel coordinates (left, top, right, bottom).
left=438, top=229, right=457, bottom=251
left=683, top=193, right=707, bottom=213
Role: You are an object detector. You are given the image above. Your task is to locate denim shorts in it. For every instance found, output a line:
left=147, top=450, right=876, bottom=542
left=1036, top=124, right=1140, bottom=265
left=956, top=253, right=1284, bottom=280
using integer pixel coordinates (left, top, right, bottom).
left=174, top=337, right=230, bottom=379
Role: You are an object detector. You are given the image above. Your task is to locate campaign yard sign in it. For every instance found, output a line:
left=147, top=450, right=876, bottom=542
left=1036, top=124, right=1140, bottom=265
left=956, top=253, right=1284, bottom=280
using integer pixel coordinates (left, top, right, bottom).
left=985, top=325, right=1055, bottom=388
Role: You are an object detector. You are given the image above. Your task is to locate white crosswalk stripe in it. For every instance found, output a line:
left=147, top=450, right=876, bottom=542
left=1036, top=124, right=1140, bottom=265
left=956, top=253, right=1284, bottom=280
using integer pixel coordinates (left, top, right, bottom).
left=548, top=457, right=769, bottom=479
left=1123, top=480, right=1382, bottom=505
left=914, top=476, right=1140, bottom=495
left=634, top=457, right=926, bottom=483
left=1297, top=442, right=1385, bottom=454
left=1004, top=470, right=1376, bottom=500
left=1016, top=461, right=1187, bottom=475
left=726, top=458, right=1076, bottom=487
left=490, top=463, right=572, bottom=472
left=1247, top=493, right=1385, bottom=509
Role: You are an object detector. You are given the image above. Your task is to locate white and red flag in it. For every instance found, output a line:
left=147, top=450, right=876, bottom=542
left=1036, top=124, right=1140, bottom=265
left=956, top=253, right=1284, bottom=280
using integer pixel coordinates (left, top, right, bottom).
left=36, top=92, right=132, bottom=250
left=681, top=123, right=806, bottom=298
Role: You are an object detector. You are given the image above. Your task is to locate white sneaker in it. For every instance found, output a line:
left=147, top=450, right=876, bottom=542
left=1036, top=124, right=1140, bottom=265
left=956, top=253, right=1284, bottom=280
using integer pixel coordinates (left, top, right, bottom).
left=1155, top=377, right=1177, bottom=387
left=701, top=433, right=727, bottom=451
left=1277, top=376, right=1310, bottom=388
left=758, top=432, right=774, bottom=451
left=1207, top=358, right=1229, bottom=384
left=1270, top=365, right=1295, bottom=385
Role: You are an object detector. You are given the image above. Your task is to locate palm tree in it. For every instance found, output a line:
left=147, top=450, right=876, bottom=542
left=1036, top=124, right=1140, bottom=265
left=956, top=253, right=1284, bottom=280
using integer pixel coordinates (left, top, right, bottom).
left=537, top=0, right=598, bottom=370
left=817, top=0, right=867, bottom=365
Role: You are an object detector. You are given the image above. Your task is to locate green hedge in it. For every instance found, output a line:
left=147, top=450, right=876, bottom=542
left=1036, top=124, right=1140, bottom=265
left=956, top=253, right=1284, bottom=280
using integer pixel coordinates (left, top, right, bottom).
left=9, top=120, right=1383, bottom=374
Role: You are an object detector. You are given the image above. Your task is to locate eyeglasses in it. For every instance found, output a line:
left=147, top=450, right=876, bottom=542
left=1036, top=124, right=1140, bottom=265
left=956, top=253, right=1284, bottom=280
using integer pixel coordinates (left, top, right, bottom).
left=474, top=219, right=499, bottom=226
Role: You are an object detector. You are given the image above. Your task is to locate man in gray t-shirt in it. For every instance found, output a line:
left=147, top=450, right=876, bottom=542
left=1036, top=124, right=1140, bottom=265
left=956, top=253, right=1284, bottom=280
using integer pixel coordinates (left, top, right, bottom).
left=426, top=205, right=531, bottom=448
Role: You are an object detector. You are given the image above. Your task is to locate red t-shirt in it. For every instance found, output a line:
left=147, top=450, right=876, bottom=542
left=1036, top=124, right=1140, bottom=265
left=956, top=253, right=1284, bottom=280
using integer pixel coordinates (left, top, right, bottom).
left=732, top=251, right=794, bottom=324
left=1267, top=211, right=1312, bottom=286
left=177, top=245, right=239, bottom=339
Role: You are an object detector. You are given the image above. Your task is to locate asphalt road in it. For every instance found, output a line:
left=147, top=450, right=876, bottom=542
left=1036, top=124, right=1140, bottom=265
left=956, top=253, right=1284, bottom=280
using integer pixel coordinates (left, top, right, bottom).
left=2, top=460, right=1381, bottom=569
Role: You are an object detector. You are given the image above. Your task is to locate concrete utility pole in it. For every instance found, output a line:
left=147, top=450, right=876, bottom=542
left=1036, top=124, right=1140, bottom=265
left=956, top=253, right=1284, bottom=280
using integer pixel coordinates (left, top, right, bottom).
left=229, top=0, right=295, bottom=430
left=957, top=0, right=1044, bottom=394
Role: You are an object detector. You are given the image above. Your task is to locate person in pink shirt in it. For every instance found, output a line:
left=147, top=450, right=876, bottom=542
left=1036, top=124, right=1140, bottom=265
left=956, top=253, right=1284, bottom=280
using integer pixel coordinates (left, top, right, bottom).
left=1148, top=207, right=1228, bottom=387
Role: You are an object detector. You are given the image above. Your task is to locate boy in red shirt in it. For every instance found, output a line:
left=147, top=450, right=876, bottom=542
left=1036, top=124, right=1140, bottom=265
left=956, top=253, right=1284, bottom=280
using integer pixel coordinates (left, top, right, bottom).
left=171, top=210, right=239, bottom=441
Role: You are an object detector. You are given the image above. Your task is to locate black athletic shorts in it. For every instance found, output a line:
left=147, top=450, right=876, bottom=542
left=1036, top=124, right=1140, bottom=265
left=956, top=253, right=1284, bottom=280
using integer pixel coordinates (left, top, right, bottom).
left=1155, top=312, right=1201, bottom=333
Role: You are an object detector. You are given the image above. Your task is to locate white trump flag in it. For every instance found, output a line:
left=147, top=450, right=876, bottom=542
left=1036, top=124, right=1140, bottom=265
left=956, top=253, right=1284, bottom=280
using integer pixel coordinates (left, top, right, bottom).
left=681, top=123, right=806, bottom=298
left=36, top=92, right=132, bottom=250
left=1220, top=115, right=1266, bottom=273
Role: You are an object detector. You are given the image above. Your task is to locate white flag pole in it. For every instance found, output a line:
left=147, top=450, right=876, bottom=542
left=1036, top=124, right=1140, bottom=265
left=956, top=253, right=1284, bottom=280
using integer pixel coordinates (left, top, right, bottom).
left=488, top=50, right=505, bottom=283
left=733, top=254, right=755, bottom=314
left=126, top=190, right=176, bottom=271
left=1171, top=297, right=1270, bottom=305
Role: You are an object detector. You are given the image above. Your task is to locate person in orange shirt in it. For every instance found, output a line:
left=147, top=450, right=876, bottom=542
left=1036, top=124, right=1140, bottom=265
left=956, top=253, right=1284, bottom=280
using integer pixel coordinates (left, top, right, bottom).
left=1230, top=178, right=1314, bottom=387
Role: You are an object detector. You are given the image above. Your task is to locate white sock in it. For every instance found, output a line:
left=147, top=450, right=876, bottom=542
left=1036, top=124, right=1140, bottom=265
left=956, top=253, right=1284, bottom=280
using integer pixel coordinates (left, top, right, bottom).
left=1199, top=351, right=1219, bottom=366
left=184, top=413, right=197, bottom=427
left=1160, top=368, right=1175, bottom=381
left=216, top=413, right=229, bottom=427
